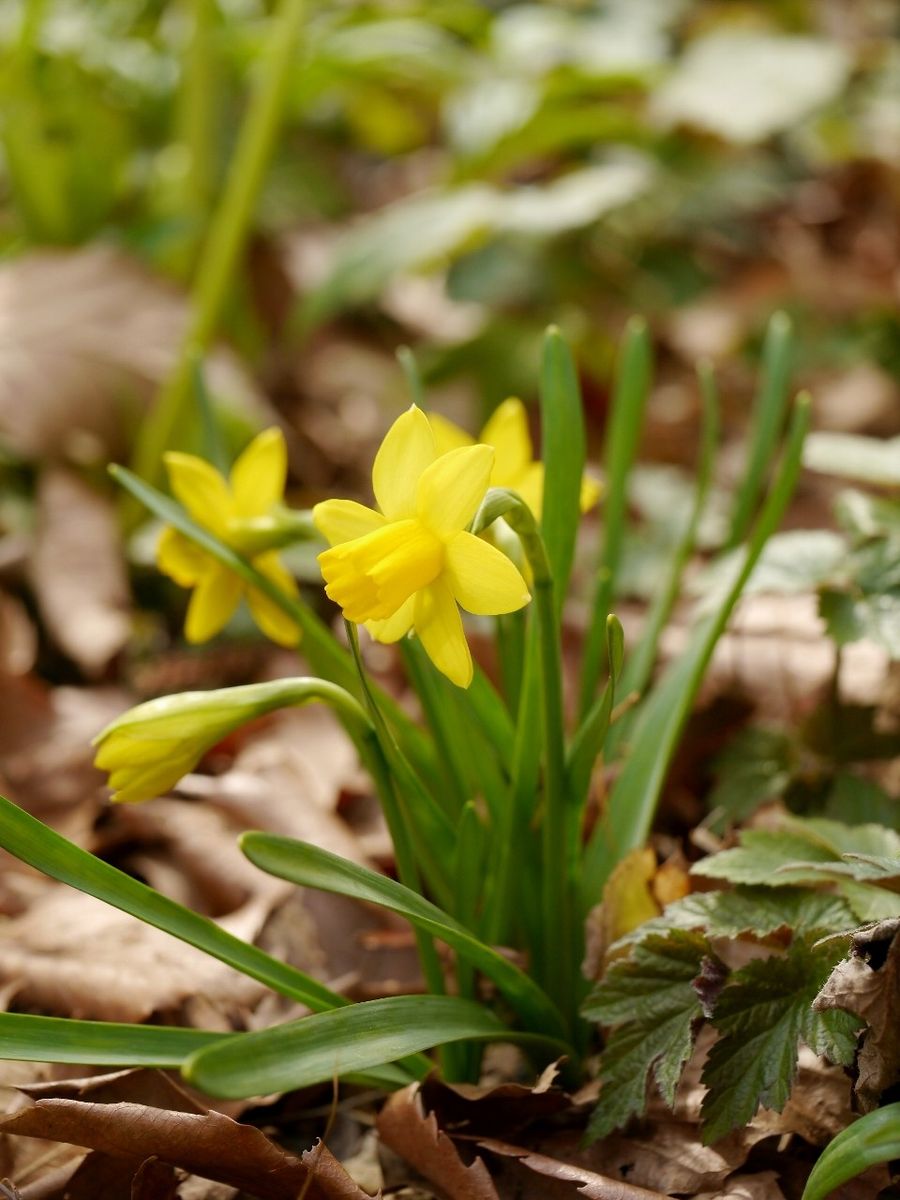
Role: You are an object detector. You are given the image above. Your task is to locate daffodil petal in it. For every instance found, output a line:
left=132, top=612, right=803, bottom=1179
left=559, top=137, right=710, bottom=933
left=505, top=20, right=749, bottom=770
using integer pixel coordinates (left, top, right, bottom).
left=580, top=471, right=602, bottom=512
left=512, top=461, right=545, bottom=518
left=429, top=412, right=476, bottom=456
left=482, top=398, right=533, bottom=485
left=157, top=526, right=209, bottom=586
left=373, top=405, right=437, bottom=520
left=367, top=594, right=416, bottom=644
left=184, top=565, right=242, bottom=643
left=313, top=499, right=385, bottom=547
left=165, top=452, right=232, bottom=537
left=445, top=531, right=531, bottom=616
left=416, top=444, right=494, bottom=538
left=247, top=552, right=301, bottom=647
left=414, top=581, right=472, bottom=688
left=230, top=428, right=287, bottom=518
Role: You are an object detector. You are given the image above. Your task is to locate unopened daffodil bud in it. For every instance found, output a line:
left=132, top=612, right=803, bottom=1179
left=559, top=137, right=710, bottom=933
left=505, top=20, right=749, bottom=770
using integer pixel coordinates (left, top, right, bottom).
left=94, top=679, right=366, bottom=804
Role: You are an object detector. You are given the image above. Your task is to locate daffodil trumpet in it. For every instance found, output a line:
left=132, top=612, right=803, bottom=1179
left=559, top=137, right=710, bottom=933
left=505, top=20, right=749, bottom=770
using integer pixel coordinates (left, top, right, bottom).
left=314, top=405, right=532, bottom=689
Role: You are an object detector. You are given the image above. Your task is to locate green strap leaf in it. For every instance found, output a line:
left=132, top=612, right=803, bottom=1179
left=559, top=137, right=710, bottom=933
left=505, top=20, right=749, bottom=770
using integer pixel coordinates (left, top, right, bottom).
left=579, top=316, right=651, bottom=713
left=0, top=794, right=341, bottom=1014
left=0, top=1011, right=231, bottom=1068
left=240, top=833, right=570, bottom=1044
left=726, top=311, right=793, bottom=548
left=540, top=326, right=587, bottom=616
left=801, top=1104, right=900, bottom=1200
left=184, top=995, right=566, bottom=1099
left=581, top=395, right=810, bottom=910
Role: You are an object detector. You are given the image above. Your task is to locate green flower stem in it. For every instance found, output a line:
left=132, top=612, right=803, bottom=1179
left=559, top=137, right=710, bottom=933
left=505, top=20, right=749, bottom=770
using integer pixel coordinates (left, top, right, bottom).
left=474, top=489, right=574, bottom=1025
left=344, top=624, right=473, bottom=1081
left=131, top=0, right=306, bottom=492
left=175, top=0, right=218, bottom=275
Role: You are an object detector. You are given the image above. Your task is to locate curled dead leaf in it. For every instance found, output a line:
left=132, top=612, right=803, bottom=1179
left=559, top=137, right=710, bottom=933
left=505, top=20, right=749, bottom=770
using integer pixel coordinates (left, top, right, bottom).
left=477, top=1138, right=670, bottom=1200
left=377, top=1084, right=499, bottom=1200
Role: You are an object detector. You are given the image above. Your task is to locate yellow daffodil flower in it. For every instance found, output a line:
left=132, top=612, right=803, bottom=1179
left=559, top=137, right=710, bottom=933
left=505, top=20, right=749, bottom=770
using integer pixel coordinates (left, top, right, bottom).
left=429, top=397, right=601, bottom=517
left=157, top=429, right=300, bottom=647
left=313, top=405, right=531, bottom=688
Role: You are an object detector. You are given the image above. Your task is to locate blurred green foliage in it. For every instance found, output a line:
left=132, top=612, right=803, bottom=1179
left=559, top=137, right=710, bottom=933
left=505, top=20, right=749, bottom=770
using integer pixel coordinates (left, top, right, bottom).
left=2, top=0, right=898, bottom=409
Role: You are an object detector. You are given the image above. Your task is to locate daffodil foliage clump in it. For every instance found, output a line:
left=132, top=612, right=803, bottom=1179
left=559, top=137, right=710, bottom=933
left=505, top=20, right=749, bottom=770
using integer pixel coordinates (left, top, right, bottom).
left=0, top=318, right=813, bottom=1124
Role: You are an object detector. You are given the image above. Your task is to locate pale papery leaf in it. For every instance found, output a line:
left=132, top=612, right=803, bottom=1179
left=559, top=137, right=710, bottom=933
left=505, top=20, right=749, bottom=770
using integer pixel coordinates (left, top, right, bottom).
left=0, top=247, right=265, bottom=462
left=30, top=469, right=131, bottom=676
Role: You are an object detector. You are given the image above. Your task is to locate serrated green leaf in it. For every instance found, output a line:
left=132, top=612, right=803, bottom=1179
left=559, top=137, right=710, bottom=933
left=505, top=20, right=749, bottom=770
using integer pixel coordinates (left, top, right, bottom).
left=701, top=939, right=859, bottom=1143
left=692, top=829, right=841, bottom=887
left=706, top=727, right=794, bottom=830
left=616, top=887, right=855, bottom=948
left=583, top=931, right=716, bottom=1140
left=802, top=1104, right=900, bottom=1200
left=185, top=996, right=566, bottom=1099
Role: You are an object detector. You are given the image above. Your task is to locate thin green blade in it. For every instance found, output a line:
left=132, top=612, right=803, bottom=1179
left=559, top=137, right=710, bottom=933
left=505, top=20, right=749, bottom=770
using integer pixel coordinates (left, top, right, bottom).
left=240, top=833, right=569, bottom=1043
left=540, top=326, right=587, bottom=615
left=184, top=995, right=564, bottom=1099
left=802, top=1105, right=900, bottom=1200
left=582, top=396, right=810, bottom=909
left=0, top=1011, right=231, bottom=1068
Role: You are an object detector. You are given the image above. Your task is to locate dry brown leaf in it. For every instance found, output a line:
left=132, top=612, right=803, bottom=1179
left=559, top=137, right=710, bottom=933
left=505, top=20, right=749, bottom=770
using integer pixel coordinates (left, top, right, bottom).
left=418, top=1074, right=571, bottom=1141
left=694, top=1170, right=786, bottom=1200
left=0, top=595, right=37, bottom=677
left=2, top=1070, right=374, bottom=1200
left=814, top=918, right=900, bottom=1111
left=377, top=1084, right=499, bottom=1200
left=0, top=888, right=269, bottom=1024
left=30, top=469, right=131, bottom=676
left=477, top=1138, right=670, bottom=1200
left=751, top=1047, right=854, bottom=1146
left=0, top=247, right=264, bottom=463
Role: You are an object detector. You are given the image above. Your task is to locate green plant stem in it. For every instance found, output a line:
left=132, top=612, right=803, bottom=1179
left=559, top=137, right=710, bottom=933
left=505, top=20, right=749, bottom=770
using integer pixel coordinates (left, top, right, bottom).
left=579, top=317, right=651, bottom=716
left=132, top=0, right=305, bottom=490
left=175, top=0, right=218, bottom=276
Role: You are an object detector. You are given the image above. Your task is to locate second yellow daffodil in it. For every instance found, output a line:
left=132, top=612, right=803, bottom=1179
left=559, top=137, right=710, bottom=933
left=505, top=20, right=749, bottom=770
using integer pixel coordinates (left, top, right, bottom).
left=429, top=397, right=601, bottom=517
left=313, top=406, right=531, bottom=688
left=157, top=428, right=300, bottom=647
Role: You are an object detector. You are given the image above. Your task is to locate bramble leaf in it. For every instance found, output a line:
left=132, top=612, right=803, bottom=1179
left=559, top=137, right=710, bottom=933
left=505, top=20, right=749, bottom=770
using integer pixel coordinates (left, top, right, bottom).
left=583, top=931, right=719, bottom=1141
left=701, top=938, right=860, bottom=1143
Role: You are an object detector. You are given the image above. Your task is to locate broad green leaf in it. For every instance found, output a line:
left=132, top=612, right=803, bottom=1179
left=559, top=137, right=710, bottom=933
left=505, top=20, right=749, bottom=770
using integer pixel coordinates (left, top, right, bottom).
left=0, top=1012, right=230, bottom=1067
left=654, top=32, right=849, bottom=144
left=615, top=887, right=855, bottom=948
left=539, top=326, right=586, bottom=615
left=185, top=995, right=565, bottom=1098
left=240, top=833, right=569, bottom=1043
left=801, top=1104, right=900, bottom=1200
left=702, top=940, right=860, bottom=1143
left=581, top=397, right=811, bottom=910
left=584, top=931, right=718, bottom=1141
left=579, top=317, right=651, bottom=713
left=821, top=590, right=900, bottom=658
left=804, top=432, right=900, bottom=488
left=835, top=490, right=900, bottom=539
left=726, top=312, right=794, bottom=547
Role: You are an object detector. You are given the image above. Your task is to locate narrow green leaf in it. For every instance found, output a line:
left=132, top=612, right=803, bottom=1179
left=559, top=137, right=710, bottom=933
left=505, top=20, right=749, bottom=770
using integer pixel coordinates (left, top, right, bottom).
left=580, top=316, right=651, bottom=713
left=605, top=359, right=718, bottom=759
left=606, top=614, right=625, bottom=681
left=0, top=1011, right=231, bottom=1068
left=397, top=345, right=425, bottom=407
left=540, top=325, right=586, bottom=615
left=802, top=1104, right=900, bottom=1200
left=0, top=794, right=340, bottom=1014
left=726, top=311, right=793, bottom=548
left=185, top=996, right=566, bottom=1098
left=240, top=834, right=569, bottom=1043
left=581, top=395, right=810, bottom=911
